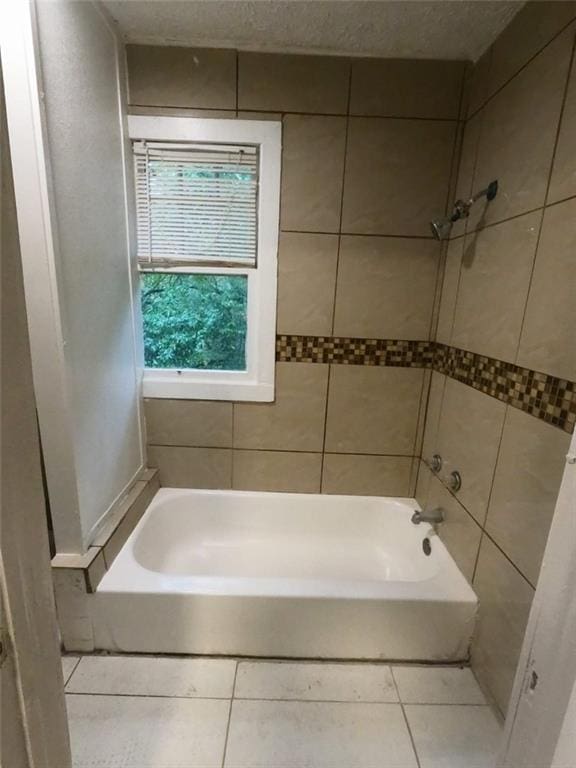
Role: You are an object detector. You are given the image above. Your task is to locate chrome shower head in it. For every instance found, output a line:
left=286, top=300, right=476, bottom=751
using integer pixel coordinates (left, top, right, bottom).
left=430, top=216, right=455, bottom=240
left=430, top=180, right=499, bottom=240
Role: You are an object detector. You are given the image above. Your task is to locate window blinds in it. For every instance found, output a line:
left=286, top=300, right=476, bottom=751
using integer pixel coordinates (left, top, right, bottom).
left=133, top=141, right=259, bottom=268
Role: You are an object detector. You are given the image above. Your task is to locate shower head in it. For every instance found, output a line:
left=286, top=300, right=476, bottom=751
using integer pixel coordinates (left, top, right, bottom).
left=430, top=180, right=499, bottom=240
left=430, top=216, right=455, bottom=241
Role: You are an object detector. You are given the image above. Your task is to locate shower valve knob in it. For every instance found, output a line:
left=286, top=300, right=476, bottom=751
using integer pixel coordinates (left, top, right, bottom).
left=430, top=454, right=443, bottom=474
left=449, top=470, right=462, bottom=492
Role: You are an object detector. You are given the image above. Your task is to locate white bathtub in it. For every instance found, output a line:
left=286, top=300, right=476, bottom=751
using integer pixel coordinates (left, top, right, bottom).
left=94, top=488, right=477, bottom=661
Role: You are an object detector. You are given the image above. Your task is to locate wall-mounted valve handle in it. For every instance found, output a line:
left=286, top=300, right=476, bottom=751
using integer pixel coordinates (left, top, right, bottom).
left=449, top=470, right=462, bottom=492
left=430, top=454, right=443, bottom=474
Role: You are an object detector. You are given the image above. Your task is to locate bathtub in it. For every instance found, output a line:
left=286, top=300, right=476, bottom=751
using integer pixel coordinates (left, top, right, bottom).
left=94, top=488, right=477, bottom=661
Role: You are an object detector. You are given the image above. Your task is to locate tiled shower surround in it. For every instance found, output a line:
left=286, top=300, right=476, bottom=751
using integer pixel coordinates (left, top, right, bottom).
left=419, top=2, right=576, bottom=717
left=129, top=0, right=576, bottom=719
left=131, top=44, right=463, bottom=497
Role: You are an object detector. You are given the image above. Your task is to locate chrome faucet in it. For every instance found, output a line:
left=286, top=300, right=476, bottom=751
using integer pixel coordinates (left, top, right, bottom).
left=411, top=507, right=445, bottom=525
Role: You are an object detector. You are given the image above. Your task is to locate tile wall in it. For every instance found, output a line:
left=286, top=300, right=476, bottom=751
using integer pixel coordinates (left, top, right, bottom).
left=417, top=2, right=576, bottom=716
left=127, top=46, right=465, bottom=497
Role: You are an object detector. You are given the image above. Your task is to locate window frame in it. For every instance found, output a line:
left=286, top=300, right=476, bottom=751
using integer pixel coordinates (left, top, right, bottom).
left=128, top=115, right=281, bottom=402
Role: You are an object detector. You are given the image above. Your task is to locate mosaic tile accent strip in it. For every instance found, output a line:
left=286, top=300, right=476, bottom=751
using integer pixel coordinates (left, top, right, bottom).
left=275, top=335, right=575, bottom=433
left=276, top=335, right=434, bottom=367
left=435, top=343, right=576, bottom=434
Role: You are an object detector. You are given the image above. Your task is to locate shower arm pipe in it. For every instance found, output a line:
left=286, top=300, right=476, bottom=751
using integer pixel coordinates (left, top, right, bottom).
left=452, top=179, right=499, bottom=221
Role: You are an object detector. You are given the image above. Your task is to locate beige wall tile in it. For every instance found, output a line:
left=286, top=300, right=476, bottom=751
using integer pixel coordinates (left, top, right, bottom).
left=472, top=535, right=535, bottom=716
left=144, top=399, right=233, bottom=447
left=325, top=366, right=423, bottom=455
left=277, top=232, right=339, bottom=335
left=445, top=125, right=465, bottom=226
left=52, top=570, right=94, bottom=652
left=413, top=369, right=432, bottom=459
left=549, top=45, right=576, bottom=203
left=414, top=459, right=433, bottom=509
left=426, top=475, right=482, bottom=584
left=436, top=379, right=507, bottom=527
left=233, top=363, right=329, bottom=451
left=469, top=29, right=573, bottom=228
left=436, top=238, right=463, bottom=345
left=449, top=113, right=482, bottom=239
left=451, top=212, right=540, bottom=361
left=232, top=450, right=322, bottom=493
left=350, top=59, right=464, bottom=119
left=147, top=445, right=232, bottom=489
left=128, top=105, right=236, bottom=118
left=464, top=47, right=492, bottom=117
left=321, top=454, right=413, bottom=496
left=126, top=45, right=236, bottom=109
left=342, top=117, right=456, bottom=237
left=485, top=408, right=570, bottom=586
left=421, top=372, right=446, bottom=465
left=517, top=201, right=576, bottom=381
left=333, top=236, right=439, bottom=339
left=281, top=115, right=346, bottom=232
left=238, top=52, right=349, bottom=114
left=487, top=2, right=576, bottom=97
left=236, top=111, right=283, bottom=121
left=86, top=550, right=107, bottom=593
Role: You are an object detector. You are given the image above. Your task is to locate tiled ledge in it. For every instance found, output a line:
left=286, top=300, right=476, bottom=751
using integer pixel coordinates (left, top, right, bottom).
left=52, top=469, right=160, bottom=652
left=276, top=335, right=575, bottom=434
left=52, top=468, right=159, bottom=593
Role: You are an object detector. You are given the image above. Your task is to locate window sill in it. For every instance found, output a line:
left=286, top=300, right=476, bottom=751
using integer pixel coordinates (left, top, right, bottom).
left=142, top=371, right=274, bottom=402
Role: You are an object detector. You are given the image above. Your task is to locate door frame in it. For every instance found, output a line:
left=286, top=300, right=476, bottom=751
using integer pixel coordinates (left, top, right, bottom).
left=0, top=2, right=71, bottom=762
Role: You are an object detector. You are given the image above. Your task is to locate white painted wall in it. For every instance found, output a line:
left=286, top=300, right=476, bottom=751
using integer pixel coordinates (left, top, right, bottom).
left=35, top=0, right=144, bottom=549
left=2, top=0, right=144, bottom=553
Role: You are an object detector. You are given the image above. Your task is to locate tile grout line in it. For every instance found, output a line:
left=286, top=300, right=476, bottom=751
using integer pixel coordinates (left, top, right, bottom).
left=220, top=660, right=239, bottom=768
left=62, top=656, right=82, bottom=688
left=230, top=402, right=236, bottom=489
left=319, top=60, right=353, bottom=492
left=471, top=395, right=512, bottom=584
left=281, top=228, right=440, bottom=240
left=128, top=101, right=460, bottom=122
left=390, top=666, right=422, bottom=768
left=63, top=689, right=496, bottom=706
left=467, top=13, right=576, bottom=122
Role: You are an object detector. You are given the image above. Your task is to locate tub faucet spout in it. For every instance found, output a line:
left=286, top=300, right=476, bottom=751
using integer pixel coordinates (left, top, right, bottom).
left=411, top=507, right=444, bottom=525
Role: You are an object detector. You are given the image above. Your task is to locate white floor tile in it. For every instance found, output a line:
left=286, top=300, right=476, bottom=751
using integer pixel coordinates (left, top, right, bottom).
left=225, top=699, right=418, bottom=767
left=393, top=666, right=486, bottom=704
left=66, top=655, right=236, bottom=698
left=67, top=694, right=230, bottom=768
left=405, top=704, right=502, bottom=768
left=61, top=656, right=80, bottom=684
left=235, top=660, right=398, bottom=702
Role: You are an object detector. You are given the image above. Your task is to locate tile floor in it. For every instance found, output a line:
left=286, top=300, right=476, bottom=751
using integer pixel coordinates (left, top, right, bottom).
left=62, top=655, right=502, bottom=768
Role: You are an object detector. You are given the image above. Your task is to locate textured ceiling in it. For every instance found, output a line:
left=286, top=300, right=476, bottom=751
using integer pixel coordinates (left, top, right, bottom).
left=102, top=0, right=523, bottom=62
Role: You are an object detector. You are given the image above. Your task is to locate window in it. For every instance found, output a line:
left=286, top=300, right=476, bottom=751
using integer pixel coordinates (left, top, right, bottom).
left=129, top=116, right=281, bottom=401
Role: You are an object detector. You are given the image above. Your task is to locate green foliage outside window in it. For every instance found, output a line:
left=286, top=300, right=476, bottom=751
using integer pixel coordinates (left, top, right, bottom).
left=141, top=272, right=247, bottom=371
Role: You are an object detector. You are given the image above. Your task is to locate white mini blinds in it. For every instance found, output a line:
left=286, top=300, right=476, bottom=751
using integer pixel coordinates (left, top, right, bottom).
left=133, top=141, right=259, bottom=268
